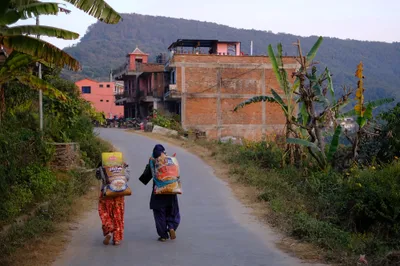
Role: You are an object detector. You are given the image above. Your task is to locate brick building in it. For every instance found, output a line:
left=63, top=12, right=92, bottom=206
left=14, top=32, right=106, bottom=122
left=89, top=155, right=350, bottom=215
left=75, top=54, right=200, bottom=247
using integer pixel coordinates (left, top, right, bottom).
left=165, top=39, right=300, bottom=140
left=75, top=78, right=124, bottom=119
left=111, top=40, right=300, bottom=140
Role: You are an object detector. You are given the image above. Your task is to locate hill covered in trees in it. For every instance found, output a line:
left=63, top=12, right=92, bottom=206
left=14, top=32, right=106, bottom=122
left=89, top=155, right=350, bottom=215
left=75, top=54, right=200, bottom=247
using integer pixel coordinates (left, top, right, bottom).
left=63, top=13, right=400, bottom=101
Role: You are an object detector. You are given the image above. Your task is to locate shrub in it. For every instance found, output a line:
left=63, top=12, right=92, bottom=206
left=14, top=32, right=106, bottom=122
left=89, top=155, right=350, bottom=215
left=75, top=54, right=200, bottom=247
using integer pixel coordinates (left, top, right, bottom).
left=341, top=162, right=400, bottom=235
left=221, top=140, right=282, bottom=169
left=0, top=119, right=54, bottom=222
left=1, top=185, right=34, bottom=220
left=23, top=165, right=57, bottom=201
left=0, top=75, right=107, bottom=222
left=292, top=212, right=351, bottom=252
left=151, top=110, right=182, bottom=132
left=0, top=170, right=96, bottom=261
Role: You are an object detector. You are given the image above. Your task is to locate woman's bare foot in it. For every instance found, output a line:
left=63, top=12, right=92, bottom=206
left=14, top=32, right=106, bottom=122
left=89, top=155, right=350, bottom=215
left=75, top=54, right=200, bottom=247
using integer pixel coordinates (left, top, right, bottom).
left=113, top=241, right=121, bottom=246
left=169, top=229, right=176, bottom=240
left=103, top=234, right=112, bottom=245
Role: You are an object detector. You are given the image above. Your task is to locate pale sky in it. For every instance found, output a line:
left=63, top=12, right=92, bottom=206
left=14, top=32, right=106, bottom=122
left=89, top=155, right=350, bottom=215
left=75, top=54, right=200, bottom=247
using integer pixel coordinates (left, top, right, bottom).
left=20, top=0, right=400, bottom=49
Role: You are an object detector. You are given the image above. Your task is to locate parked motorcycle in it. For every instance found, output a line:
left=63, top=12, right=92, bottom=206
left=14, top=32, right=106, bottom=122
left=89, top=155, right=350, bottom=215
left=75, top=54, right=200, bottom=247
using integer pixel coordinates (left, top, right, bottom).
left=126, top=118, right=141, bottom=130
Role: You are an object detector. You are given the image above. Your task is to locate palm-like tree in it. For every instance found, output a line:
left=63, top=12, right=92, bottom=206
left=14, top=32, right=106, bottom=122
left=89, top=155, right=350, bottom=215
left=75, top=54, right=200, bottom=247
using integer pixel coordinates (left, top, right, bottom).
left=0, top=0, right=121, bottom=117
left=0, top=0, right=121, bottom=70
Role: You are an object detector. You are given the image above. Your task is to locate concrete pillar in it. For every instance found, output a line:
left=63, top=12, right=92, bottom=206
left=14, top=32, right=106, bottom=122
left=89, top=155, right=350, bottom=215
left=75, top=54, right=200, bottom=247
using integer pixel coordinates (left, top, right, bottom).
left=217, top=68, right=222, bottom=139
left=181, top=67, right=186, bottom=129
left=262, top=68, right=266, bottom=138
left=135, top=75, right=139, bottom=119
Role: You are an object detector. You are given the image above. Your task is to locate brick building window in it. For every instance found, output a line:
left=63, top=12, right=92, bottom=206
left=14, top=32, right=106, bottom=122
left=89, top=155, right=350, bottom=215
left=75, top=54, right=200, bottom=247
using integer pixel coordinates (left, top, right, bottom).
left=99, top=84, right=104, bottom=88
left=100, top=99, right=103, bottom=102
left=81, top=86, right=91, bottom=94
left=106, top=100, right=109, bottom=102
left=106, top=84, right=110, bottom=88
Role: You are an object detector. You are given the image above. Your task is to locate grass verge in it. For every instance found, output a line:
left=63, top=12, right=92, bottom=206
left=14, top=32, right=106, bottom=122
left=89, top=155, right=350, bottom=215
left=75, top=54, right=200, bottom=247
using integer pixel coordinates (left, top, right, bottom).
left=133, top=131, right=400, bottom=265
left=0, top=170, right=99, bottom=266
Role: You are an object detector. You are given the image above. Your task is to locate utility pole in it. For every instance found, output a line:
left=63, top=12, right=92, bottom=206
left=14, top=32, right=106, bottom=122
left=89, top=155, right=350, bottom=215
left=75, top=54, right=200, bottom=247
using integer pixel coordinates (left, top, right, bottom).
left=35, top=7, right=71, bottom=131
left=36, top=15, right=43, bottom=131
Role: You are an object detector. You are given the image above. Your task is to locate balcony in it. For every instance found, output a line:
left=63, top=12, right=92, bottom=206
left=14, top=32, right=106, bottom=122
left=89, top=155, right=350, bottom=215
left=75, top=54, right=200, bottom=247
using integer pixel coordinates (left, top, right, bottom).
left=114, top=62, right=166, bottom=80
left=114, top=91, right=130, bottom=104
left=113, top=63, right=128, bottom=80
left=113, top=63, right=145, bottom=80
left=137, top=90, right=155, bottom=103
left=115, top=91, right=129, bottom=101
left=169, top=84, right=177, bottom=91
left=164, top=85, right=181, bottom=101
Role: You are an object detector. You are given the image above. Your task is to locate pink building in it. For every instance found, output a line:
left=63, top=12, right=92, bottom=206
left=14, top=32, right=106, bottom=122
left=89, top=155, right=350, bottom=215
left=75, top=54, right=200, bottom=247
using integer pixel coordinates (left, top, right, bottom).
left=75, top=78, right=124, bottom=119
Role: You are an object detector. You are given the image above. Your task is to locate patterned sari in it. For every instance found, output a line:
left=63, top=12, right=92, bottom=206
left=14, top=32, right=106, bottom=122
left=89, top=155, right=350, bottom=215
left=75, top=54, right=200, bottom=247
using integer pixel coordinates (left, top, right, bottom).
left=98, top=194, right=125, bottom=243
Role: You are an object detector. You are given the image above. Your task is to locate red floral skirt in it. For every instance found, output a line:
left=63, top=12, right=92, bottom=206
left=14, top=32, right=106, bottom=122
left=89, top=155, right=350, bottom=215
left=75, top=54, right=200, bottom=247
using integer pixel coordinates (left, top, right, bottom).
left=98, top=194, right=125, bottom=242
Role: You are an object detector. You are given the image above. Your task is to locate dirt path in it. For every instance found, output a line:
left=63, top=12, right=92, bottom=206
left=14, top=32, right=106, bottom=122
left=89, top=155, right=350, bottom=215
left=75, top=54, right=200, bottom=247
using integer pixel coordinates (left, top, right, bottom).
left=53, top=128, right=323, bottom=266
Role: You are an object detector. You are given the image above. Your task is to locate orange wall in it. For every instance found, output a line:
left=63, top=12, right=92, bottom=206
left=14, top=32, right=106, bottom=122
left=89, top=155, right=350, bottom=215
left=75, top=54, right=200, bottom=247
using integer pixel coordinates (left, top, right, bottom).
left=129, top=54, right=149, bottom=71
left=171, top=54, right=299, bottom=140
left=75, top=79, right=124, bottom=119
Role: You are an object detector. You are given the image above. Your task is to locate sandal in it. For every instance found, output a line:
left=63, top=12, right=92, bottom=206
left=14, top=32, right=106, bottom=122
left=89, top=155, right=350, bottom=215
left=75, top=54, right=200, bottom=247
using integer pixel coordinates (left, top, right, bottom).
left=169, top=229, right=176, bottom=240
left=113, top=241, right=121, bottom=246
left=103, top=233, right=112, bottom=245
left=158, top=237, right=167, bottom=242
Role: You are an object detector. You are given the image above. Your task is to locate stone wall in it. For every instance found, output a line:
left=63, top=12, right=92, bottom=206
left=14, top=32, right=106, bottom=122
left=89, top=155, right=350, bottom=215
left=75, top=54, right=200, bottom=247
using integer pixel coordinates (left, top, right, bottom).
left=48, top=142, right=80, bottom=171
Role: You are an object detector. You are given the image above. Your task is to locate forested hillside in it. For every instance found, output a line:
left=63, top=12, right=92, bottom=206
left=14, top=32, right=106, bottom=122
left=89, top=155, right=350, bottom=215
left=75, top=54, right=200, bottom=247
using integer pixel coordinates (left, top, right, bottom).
left=63, top=13, right=400, bottom=101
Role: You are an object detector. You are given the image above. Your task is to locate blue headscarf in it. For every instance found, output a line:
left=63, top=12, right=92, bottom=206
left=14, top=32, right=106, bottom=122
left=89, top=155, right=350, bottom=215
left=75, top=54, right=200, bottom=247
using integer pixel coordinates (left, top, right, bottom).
left=152, top=144, right=165, bottom=159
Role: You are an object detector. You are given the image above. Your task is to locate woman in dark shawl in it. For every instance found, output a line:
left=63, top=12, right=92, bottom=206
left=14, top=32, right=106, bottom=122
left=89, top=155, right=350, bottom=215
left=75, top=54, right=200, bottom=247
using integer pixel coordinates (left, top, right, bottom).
left=139, top=144, right=181, bottom=242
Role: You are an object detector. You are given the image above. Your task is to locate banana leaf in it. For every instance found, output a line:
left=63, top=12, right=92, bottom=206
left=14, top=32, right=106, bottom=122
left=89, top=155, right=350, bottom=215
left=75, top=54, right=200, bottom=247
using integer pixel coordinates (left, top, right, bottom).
left=3, top=25, right=79, bottom=39
left=234, top=95, right=277, bottom=112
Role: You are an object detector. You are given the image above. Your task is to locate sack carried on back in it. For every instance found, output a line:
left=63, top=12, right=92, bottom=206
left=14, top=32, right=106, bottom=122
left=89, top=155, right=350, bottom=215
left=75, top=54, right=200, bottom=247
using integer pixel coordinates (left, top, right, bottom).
left=150, top=153, right=182, bottom=195
left=100, top=152, right=132, bottom=198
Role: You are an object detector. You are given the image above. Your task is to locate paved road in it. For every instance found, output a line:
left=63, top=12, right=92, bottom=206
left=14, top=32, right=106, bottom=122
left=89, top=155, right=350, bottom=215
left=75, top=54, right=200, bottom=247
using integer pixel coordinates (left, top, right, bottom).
left=53, top=128, right=315, bottom=266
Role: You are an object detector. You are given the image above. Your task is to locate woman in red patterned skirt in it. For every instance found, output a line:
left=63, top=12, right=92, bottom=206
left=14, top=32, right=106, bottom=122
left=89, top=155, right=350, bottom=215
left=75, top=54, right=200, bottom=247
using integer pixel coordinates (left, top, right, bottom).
left=96, top=163, right=128, bottom=246
left=98, top=195, right=125, bottom=245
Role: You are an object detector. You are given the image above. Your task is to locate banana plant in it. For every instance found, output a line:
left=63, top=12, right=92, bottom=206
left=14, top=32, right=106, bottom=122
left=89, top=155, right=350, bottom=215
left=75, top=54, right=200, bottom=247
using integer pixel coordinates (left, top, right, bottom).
left=290, top=61, right=394, bottom=167
left=234, top=43, right=300, bottom=164
left=287, top=124, right=342, bottom=168
left=0, top=0, right=121, bottom=118
left=0, top=52, right=67, bottom=98
left=283, top=37, right=354, bottom=169
left=1, top=0, right=121, bottom=71
left=0, top=51, right=68, bottom=119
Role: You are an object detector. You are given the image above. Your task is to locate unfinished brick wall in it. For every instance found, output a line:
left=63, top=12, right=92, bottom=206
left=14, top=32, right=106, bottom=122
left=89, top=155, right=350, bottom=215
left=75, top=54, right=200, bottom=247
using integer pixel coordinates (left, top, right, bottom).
left=170, top=54, right=299, bottom=141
